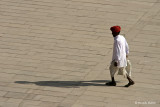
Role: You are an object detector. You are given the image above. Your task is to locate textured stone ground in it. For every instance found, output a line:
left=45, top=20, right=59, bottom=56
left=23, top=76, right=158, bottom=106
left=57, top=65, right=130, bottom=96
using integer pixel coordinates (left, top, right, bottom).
left=0, top=0, right=160, bottom=107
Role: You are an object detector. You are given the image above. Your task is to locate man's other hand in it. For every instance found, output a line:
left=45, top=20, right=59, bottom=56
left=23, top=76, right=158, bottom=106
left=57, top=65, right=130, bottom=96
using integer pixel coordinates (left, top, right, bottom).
left=114, top=62, right=118, bottom=66
left=126, top=55, right=129, bottom=58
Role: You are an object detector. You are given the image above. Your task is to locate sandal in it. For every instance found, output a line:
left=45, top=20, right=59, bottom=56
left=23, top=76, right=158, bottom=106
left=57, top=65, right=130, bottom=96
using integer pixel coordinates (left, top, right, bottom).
left=125, top=81, right=135, bottom=87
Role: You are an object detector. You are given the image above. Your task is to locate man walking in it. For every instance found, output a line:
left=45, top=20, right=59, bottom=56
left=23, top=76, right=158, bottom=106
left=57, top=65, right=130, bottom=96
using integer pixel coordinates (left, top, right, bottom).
left=106, top=26, right=135, bottom=87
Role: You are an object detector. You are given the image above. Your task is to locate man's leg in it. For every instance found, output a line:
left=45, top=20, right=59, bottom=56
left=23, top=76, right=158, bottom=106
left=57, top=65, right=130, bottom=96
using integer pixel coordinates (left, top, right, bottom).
left=125, top=74, right=135, bottom=87
left=106, top=62, right=118, bottom=86
left=106, top=77, right=116, bottom=86
left=125, top=60, right=135, bottom=87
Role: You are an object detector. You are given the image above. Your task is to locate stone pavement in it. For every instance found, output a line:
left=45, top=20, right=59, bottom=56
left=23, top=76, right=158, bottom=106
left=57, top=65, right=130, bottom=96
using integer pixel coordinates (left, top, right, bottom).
left=0, top=0, right=160, bottom=107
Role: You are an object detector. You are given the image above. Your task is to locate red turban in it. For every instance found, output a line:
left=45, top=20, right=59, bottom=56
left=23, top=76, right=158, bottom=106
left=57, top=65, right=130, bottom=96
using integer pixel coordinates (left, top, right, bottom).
left=110, top=26, right=121, bottom=33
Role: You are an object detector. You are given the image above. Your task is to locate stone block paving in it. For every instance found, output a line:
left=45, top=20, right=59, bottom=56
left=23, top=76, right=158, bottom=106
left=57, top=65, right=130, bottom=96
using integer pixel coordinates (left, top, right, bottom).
left=0, top=0, right=160, bottom=107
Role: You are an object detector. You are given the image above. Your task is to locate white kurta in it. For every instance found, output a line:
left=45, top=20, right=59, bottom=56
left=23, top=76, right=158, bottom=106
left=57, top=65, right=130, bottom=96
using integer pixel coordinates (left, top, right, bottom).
left=112, top=35, right=129, bottom=67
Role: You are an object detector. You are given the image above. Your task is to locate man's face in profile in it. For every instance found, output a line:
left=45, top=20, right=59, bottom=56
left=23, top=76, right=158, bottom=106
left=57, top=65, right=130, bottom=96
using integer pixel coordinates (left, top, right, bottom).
left=112, top=32, right=119, bottom=37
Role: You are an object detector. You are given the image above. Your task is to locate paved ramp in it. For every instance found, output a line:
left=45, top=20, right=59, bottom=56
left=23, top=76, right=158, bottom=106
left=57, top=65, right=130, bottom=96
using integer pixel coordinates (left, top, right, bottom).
left=0, top=0, right=160, bottom=107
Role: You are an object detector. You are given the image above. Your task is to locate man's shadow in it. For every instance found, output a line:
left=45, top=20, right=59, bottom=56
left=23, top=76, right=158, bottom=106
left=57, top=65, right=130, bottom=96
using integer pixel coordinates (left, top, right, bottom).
left=15, top=80, right=119, bottom=88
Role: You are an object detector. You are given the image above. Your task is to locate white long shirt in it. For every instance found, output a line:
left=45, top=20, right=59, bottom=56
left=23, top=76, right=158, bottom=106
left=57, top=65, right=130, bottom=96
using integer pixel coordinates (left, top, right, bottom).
left=112, top=35, right=129, bottom=67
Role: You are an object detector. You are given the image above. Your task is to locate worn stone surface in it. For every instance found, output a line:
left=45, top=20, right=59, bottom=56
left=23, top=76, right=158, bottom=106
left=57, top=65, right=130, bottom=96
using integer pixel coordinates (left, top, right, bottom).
left=0, top=0, right=160, bottom=107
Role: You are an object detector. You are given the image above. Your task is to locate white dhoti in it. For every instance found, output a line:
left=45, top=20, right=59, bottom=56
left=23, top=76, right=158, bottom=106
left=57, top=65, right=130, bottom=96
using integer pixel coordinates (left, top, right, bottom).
left=110, top=60, right=132, bottom=78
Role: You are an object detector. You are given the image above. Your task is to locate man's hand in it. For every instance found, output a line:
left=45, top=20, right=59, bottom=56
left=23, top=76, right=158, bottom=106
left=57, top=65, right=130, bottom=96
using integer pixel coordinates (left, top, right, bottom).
left=126, top=55, right=129, bottom=58
left=114, top=62, right=118, bottom=67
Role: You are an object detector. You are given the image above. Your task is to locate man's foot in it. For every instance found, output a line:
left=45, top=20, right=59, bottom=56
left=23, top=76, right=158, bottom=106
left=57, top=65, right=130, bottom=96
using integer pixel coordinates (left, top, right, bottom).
left=124, top=81, right=135, bottom=87
left=105, top=82, right=116, bottom=86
